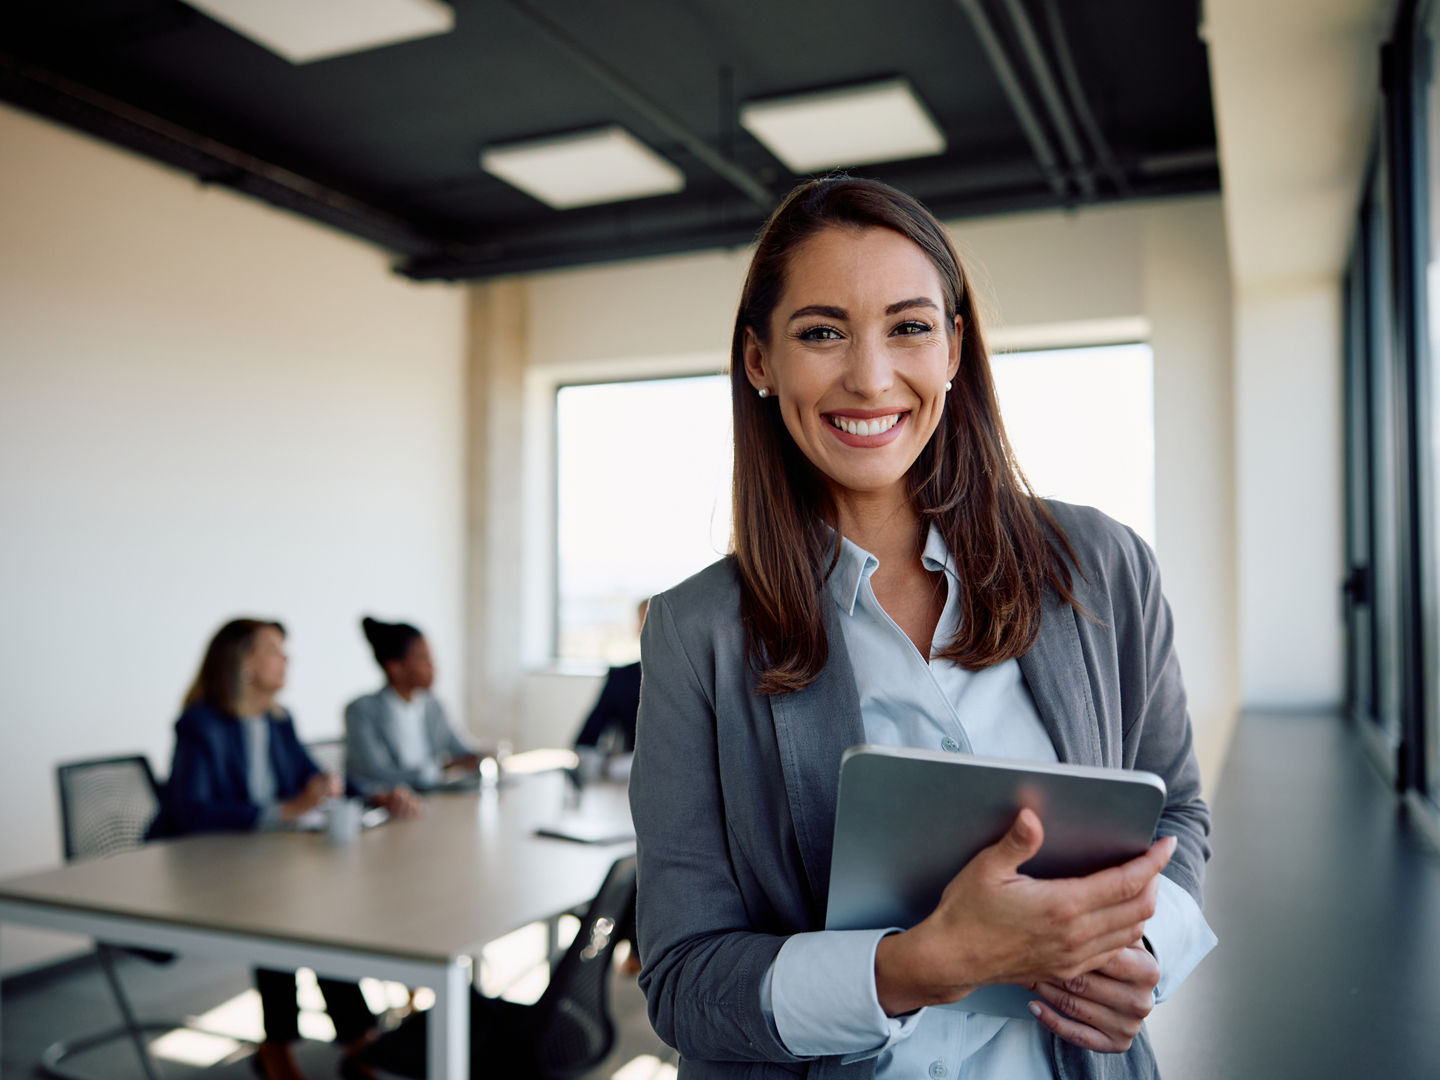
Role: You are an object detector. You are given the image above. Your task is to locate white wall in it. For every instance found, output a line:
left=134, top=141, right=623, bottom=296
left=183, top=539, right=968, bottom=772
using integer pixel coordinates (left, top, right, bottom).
left=486, top=196, right=1238, bottom=785
left=1234, top=282, right=1345, bottom=706
left=0, top=104, right=466, bottom=974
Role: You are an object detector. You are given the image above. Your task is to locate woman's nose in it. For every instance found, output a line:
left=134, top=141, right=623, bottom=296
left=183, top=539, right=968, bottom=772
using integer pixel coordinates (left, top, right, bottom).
left=842, top=335, right=893, bottom=399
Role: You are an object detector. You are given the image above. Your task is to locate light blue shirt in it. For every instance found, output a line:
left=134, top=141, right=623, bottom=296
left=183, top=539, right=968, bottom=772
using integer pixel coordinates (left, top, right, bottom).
left=383, top=687, right=441, bottom=788
left=240, top=714, right=282, bottom=831
left=761, top=525, right=1217, bottom=1076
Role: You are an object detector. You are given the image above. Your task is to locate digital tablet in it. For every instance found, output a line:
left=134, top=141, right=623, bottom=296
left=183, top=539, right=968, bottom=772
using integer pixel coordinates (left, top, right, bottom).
left=825, top=744, right=1166, bottom=1018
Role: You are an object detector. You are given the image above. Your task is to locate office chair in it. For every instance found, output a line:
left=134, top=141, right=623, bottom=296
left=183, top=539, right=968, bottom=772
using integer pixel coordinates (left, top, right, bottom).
left=351, top=854, right=638, bottom=1079
left=43, top=755, right=247, bottom=1080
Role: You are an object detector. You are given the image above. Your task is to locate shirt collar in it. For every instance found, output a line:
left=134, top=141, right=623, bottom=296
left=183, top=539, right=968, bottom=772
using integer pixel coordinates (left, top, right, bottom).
left=825, top=521, right=954, bottom=617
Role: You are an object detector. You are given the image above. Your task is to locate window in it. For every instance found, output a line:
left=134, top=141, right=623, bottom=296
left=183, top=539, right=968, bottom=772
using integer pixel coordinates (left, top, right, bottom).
left=554, top=375, right=732, bottom=663
left=553, top=345, right=1155, bottom=665
left=991, top=343, right=1156, bottom=545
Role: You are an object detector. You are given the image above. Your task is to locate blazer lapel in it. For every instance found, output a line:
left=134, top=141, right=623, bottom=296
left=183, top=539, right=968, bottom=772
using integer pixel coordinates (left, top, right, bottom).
left=768, top=601, right=867, bottom=908
left=1018, top=590, right=1103, bottom=767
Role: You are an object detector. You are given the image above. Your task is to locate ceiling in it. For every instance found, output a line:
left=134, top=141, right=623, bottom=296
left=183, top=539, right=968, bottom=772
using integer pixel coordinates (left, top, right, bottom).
left=0, top=0, right=1218, bottom=281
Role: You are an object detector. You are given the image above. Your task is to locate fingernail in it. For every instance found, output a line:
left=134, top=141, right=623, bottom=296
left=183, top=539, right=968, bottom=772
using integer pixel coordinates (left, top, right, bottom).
left=1028, top=1002, right=1042, bottom=1018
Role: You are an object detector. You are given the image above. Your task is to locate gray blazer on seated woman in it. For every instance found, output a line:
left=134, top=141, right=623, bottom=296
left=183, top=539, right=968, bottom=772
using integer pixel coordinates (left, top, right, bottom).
left=345, top=617, right=478, bottom=794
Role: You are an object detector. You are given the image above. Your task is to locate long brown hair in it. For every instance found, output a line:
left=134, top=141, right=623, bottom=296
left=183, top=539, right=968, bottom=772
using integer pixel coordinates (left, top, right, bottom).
left=184, top=618, right=285, bottom=714
left=731, top=177, right=1081, bottom=693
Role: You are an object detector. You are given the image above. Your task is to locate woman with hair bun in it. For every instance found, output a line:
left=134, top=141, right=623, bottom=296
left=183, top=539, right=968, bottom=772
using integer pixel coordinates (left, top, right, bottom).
left=344, top=617, right=478, bottom=795
left=628, top=178, right=1217, bottom=1080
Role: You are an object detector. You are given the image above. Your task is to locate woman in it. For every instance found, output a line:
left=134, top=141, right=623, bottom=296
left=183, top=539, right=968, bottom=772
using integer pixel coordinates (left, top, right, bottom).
left=628, top=179, right=1216, bottom=1080
left=152, top=618, right=412, bottom=1080
left=345, top=616, right=478, bottom=795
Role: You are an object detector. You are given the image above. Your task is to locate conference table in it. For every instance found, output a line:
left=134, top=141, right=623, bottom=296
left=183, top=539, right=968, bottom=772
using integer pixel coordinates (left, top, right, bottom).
left=0, top=771, right=635, bottom=1079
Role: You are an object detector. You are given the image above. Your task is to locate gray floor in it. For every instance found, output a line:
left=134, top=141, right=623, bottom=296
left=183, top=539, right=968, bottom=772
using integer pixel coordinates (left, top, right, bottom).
left=6, top=712, right=1440, bottom=1078
left=1146, top=711, right=1440, bottom=1078
left=0, top=949, right=675, bottom=1079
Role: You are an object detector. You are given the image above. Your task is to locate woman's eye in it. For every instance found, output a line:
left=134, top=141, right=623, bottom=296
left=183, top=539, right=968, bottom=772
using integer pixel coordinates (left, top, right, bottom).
left=797, top=325, right=843, bottom=342
left=894, top=320, right=933, bottom=336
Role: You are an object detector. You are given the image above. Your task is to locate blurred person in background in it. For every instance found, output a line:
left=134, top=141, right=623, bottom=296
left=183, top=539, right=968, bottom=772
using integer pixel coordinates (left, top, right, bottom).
left=151, top=617, right=417, bottom=1080
left=572, top=598, right=648, bottom=756
left=345, top=616, right=478, bottom=795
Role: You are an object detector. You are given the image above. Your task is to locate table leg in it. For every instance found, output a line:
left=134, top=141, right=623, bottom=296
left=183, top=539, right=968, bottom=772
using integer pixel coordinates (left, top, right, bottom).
left=428, top=960, right=470, bottom=1080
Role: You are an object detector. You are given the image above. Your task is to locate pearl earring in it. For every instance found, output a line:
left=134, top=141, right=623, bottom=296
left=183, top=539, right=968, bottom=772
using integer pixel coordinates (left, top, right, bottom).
left=757, top=387, right=770, bottom=399
left=944, top=380, right=952, bottom=392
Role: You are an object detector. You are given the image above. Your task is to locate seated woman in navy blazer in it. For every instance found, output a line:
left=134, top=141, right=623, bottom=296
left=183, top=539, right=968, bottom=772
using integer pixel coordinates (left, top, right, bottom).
left=153, top=618, right=417, bottom=1080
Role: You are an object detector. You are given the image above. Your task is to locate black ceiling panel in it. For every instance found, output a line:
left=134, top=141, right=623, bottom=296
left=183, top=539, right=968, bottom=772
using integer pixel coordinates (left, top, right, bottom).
left=0, top=0, right=1217, bottom=279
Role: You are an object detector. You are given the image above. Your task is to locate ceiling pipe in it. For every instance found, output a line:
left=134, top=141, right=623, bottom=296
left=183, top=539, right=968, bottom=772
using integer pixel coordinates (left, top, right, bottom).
left=0, top=52, right=441, bottom=257
left=503, top=0, right=774, bottom=211
left=952, top=0, right=1069, bottom=200
left=1041, top=0, right=1130, bottom=197
left=997, top=0, right=1095, bottom=199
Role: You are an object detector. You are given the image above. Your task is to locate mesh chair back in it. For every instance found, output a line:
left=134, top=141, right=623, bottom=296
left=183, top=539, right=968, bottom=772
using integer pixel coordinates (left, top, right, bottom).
left=532, top=854, right=637, bottom=1078
left=55, top=756, right=162, bottom=862
left=306, top=738, right=347, bottom=779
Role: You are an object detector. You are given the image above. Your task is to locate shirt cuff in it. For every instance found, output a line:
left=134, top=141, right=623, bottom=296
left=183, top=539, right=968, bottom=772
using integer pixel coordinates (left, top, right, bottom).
left=1145, top=874, right=1218, bottom=1003
left=759, top=928, right=924, bottom=1060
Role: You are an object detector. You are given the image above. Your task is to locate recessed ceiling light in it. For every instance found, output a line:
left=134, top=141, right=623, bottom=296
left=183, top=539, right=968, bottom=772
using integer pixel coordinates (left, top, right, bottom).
left=184, top=0, right=454, bottom=65
left=480, top=126, right=686, bottom=210
left=740, top=78, right=947, bottom=174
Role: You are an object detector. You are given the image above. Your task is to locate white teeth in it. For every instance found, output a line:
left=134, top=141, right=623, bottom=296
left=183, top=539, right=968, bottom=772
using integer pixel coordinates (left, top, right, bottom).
left=830, top=413, right=901, bottom=437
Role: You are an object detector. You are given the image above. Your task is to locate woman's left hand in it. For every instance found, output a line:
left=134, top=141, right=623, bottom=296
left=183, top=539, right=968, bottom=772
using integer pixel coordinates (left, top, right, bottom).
left=1027, top=942, right=1159, bottom=1053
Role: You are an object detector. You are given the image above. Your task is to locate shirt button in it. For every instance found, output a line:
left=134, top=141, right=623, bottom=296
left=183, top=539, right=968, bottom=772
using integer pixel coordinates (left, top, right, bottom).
left=940, top=736, right=961, bottom=753
left=929, top=1061, right=948, bottom=1080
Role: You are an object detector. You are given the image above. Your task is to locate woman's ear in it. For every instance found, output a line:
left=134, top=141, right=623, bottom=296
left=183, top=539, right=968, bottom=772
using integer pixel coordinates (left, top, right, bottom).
left=947, top=315, right=963, bottom=383
left=742, top=326, right=771, bottom=393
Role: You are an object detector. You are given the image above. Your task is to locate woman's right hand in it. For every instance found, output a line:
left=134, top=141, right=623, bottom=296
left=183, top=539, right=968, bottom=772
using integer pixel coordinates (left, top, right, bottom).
left=279, top=772, right=341, bottom=821
left=874, top=808, right=1174, bottom=1017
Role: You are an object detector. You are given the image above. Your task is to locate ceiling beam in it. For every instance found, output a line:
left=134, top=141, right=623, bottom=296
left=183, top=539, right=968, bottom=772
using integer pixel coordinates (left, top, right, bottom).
left=0, top=52, right=445, bottom=258
left=503, top=0, right=775, bottom=211
left=952, top=0, right=1069, bottom=200
left=399, top=162, right=1218, bottom=282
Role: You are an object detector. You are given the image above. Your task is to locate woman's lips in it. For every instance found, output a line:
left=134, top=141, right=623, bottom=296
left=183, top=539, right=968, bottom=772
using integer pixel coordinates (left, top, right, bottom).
left=824, top=410, right=908, bottom=446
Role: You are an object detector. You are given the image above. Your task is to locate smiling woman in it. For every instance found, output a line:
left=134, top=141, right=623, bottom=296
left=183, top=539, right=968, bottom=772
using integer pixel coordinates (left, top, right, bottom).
left=628, top=178, right=1216, bottom=1080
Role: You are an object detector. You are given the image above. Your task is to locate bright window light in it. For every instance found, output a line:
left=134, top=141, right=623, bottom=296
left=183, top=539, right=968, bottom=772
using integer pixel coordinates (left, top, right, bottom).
left=192, top=988, right=264, bottom=1042
left=740, top=78, right=947, bottom=174
left=612, top=1054, right=680, bottom=1080
left=990, top=343, right=1156, bottom=545
left=555, top=375, right=732, bottom=662
left=149, top=1028, right=243, bottom=1068
left=482, top=126, right=685, bottom=210
left=184, top=0, right=454, bottom=64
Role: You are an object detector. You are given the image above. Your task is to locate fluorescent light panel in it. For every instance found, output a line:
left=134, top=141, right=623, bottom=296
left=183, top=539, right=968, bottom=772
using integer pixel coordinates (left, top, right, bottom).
left=184, top=0, right=454, bottom=64
left=740, top=78, right=947, bottom=174
left=481, top=126, right=685, bottom=210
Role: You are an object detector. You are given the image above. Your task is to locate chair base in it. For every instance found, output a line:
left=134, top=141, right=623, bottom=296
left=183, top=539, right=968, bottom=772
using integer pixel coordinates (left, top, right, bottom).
left=40, top=1019, right=255, bottom=1080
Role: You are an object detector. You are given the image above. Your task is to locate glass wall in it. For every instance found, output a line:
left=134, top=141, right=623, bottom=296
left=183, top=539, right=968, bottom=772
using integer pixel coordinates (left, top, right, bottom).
left=1343, top=0, right=1440, bottom=810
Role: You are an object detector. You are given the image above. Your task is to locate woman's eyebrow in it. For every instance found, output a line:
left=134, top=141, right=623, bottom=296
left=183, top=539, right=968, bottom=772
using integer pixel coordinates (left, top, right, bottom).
left=884, top=297, right=939, bottom=315
left=786, top=298, right=939, bottom=322
left=787, top=304, right=847, bottom=322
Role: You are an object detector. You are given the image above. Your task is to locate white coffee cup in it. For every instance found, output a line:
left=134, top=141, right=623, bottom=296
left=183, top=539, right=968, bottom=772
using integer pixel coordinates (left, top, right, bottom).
left=325, top=797, right=363, bottom=847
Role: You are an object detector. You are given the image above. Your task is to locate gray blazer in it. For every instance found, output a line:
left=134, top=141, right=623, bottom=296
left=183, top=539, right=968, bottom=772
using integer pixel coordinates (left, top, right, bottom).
left=628, top=501, right=1211, bottom=1080
left=343, top=689, right=473, bottom=795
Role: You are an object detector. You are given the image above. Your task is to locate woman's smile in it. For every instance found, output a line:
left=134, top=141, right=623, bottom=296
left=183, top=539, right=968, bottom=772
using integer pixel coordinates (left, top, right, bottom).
left=824, top=409, right=909, bottom=444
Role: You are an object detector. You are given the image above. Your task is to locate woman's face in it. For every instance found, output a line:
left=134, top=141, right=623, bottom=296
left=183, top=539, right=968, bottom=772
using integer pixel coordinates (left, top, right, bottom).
left=744, top=226, right=960, bottom=505
left=243, top=626, right=288, bottom=694
left=392, top=636, right=435, bottom=692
